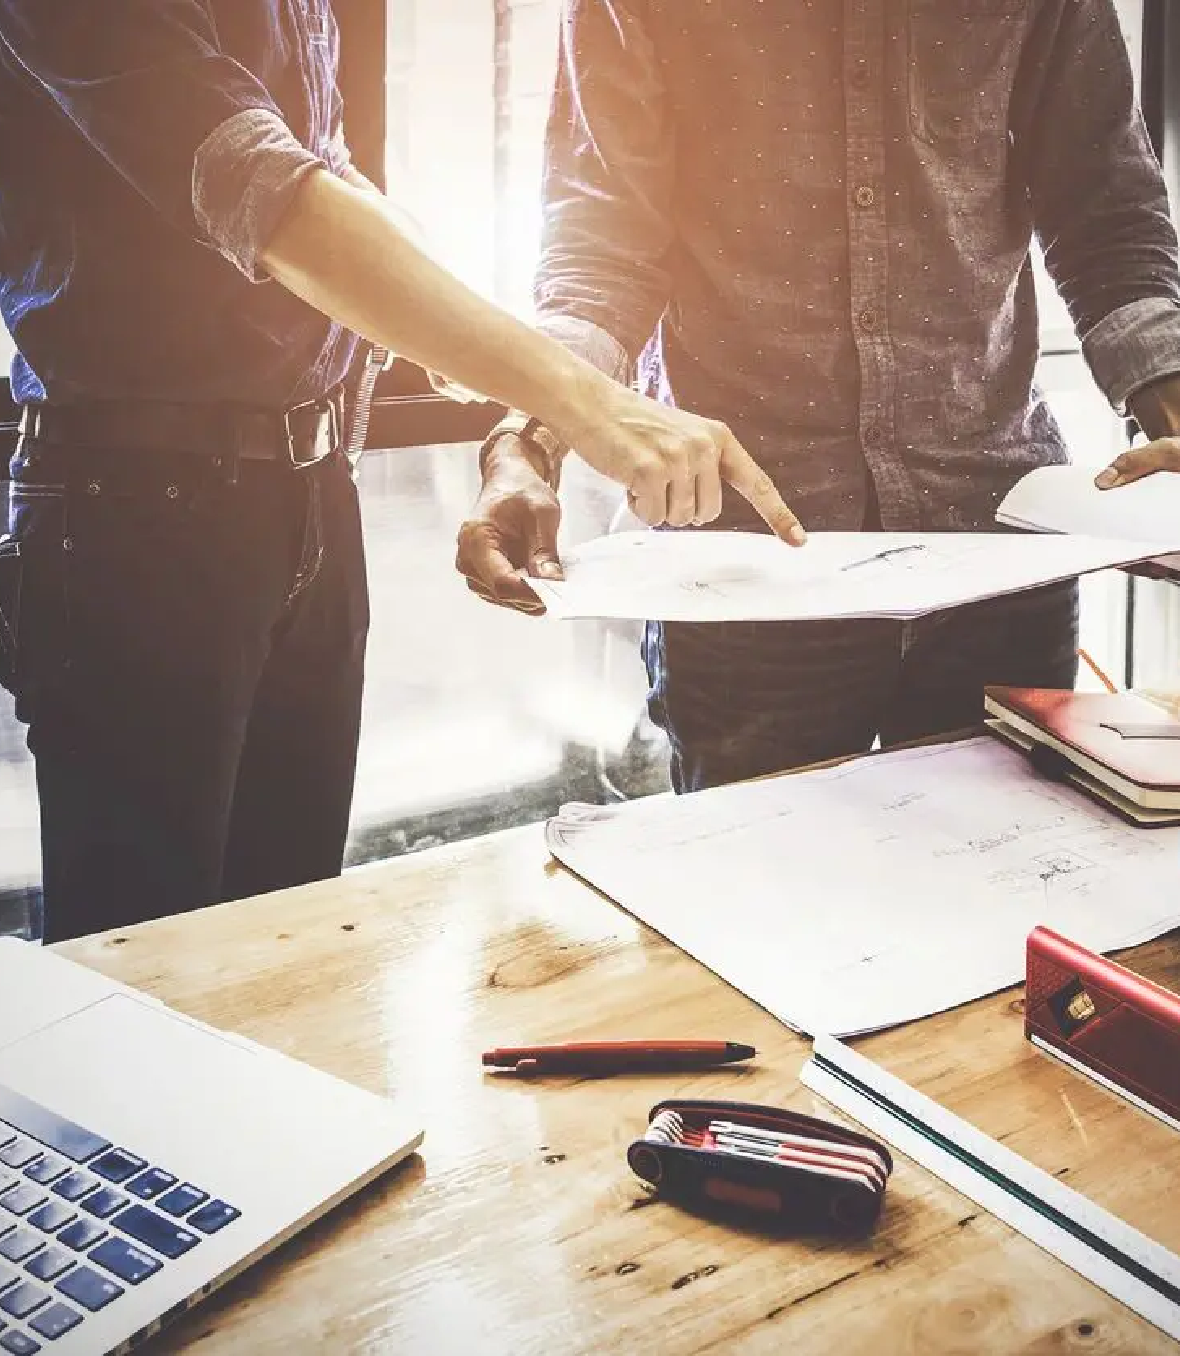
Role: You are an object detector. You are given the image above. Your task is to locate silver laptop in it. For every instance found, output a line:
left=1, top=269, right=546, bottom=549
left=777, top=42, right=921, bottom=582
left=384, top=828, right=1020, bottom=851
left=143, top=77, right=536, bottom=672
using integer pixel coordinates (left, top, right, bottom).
left=0, top=937, right=423, bottom=1356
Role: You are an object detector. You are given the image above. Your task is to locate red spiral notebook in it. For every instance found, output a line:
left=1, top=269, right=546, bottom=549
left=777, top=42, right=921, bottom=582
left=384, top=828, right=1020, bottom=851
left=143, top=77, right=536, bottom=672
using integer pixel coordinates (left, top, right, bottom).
left=1025, top=926, right=1180, bottom=1132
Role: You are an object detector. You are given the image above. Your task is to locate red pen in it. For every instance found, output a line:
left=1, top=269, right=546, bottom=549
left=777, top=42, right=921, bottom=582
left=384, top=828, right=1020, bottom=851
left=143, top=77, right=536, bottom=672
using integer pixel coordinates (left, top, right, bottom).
left=481, top=1040, right=756, bottom=1075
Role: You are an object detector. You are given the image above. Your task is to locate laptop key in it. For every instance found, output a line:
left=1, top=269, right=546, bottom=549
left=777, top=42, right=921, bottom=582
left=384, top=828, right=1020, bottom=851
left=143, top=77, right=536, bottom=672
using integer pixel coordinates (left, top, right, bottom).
left=88, top=1239, right=160, bottom=1286
left=21, top=1160, right=64, bottom=1189
left=0, top=1282, right=48, bottom=1320
left=155, top=1185, right=207, bottom=1218
left=189, top=1201, right=240, bottom=1235
left=0, top=1145, right=37, bottom=1173
left=125, top=1168, right=175, bottom=1201
left=29, top=1300, right=82, bottom=1340
left=0, top=1177, right=15, bottom=1199
left=80, top=1189, right=126, bottom=1220
left=0, top=1330, right=42, bottom=1355
left=0, top=1091, right=110, bottom=1166
left=51, top=1173, right=96, bottom=1203
left=112, top=1206, right=199, bottom=1260
left=25, top=1204, right=73, bottom=1236
left=0, top=1190, right=44, bottom=1220
left=0, top=1235, right=38, bottom=1265
left=23, top=1250, right=73, bottom=1284
left=90, top=1150, right=146, bottom=1185
left=56, top=1221, right=105, bottom=1253
left=55, top=1267, right=122, bottom=1312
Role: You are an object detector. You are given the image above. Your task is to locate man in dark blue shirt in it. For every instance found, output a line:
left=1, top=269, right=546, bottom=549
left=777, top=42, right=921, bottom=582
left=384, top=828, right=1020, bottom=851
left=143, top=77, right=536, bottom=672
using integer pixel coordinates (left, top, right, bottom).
left=0, top=1, right=801, bottom=941
left=460, top=0, right=1180, bottom=792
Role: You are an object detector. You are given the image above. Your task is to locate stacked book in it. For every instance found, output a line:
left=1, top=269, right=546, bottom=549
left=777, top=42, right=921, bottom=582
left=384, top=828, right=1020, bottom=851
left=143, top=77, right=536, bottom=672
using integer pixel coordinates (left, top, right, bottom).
left=984, top=686, right=1180, bottom=826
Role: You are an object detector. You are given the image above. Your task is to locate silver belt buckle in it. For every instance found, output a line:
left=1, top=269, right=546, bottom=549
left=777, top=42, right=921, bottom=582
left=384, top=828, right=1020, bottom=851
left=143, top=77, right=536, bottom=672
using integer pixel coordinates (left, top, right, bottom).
left=283, top=393, right=340, bottom=467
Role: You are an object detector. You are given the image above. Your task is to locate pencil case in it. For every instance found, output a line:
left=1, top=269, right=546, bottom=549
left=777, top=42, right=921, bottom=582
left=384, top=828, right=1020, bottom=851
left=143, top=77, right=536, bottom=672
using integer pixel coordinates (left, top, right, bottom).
left=627, top=1098, right=893, bottom=1235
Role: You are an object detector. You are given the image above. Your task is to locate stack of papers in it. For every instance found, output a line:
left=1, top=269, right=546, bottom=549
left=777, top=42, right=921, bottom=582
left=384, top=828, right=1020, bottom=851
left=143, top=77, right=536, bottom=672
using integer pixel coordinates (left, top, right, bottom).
left=546, top=738, right=1180, bottom=1037
left=996, top=462, right=1180, bottom=577
left=995, top=462, right=1180, bottom=541
left=530, top=529, right=1176, bottom=623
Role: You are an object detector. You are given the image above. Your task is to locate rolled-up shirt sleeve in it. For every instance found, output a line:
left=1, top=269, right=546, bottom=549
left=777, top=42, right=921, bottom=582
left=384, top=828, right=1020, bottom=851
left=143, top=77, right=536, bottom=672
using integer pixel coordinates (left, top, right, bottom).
left=0, top=0, right=324, bottom=281
left=192, top=109, right=324, bottom=280
left=535, top=0, right=675, bottom=369
left=1018, top=0, right=1180, bottom=412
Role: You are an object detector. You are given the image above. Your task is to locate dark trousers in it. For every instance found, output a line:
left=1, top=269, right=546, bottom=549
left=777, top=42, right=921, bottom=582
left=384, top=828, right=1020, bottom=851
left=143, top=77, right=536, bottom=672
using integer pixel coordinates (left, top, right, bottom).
left=643, top=581, right=1080, bottom=793
left=0, top=442, right=368, bottom=943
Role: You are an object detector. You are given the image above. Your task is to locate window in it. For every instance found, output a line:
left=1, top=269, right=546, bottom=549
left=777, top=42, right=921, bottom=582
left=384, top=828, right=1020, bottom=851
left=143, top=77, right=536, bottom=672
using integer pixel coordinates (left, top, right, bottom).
left=385, top=0, right=560, bottom=314
left=340, top=0, right=666, bottom=878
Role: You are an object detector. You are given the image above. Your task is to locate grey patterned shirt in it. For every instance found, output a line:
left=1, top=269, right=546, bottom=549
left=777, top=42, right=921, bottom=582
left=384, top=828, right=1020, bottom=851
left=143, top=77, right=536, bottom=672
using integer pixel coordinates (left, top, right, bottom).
left=533, top=0, right=1180, bottom=532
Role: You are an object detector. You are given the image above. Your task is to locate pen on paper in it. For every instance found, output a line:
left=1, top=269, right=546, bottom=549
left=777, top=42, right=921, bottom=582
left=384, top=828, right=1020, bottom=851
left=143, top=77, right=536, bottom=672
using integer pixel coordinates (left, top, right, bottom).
left=840, top=543, right=927, bottom=573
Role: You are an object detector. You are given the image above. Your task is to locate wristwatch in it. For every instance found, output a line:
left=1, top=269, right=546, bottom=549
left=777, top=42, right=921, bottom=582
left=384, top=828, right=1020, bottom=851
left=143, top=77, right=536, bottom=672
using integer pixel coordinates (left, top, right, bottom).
left=481, top=413, right=565, bottom=490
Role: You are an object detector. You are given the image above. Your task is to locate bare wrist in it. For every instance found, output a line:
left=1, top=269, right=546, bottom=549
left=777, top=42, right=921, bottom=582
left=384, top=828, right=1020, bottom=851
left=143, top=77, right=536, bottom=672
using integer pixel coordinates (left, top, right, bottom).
left=480, top=429, right=555, bottom=488
left=1128, top=374, right=1180, bottom=440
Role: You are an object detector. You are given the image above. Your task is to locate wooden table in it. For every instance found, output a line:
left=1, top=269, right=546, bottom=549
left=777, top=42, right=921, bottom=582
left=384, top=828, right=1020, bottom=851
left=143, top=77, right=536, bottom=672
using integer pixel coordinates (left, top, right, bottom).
left=58, top=821, right=1180, bottom=1354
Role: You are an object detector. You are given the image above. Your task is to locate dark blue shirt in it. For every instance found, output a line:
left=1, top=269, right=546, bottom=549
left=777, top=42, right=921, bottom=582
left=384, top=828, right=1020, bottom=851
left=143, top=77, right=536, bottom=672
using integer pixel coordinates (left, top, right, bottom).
left=534, top=0, right=1180, bottom=532
left=0, top=0, right=358, bottom=410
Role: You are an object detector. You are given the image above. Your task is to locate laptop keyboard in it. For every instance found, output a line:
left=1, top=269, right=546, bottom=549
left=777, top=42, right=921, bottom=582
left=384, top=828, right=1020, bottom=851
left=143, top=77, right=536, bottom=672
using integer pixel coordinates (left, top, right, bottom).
left=0, top=1085, right=240, bottom=1352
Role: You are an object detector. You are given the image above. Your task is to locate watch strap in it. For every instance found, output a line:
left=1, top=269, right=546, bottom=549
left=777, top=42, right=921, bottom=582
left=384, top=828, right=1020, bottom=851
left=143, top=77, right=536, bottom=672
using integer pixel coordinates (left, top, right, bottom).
left=481, top=414, right=565, bottom=489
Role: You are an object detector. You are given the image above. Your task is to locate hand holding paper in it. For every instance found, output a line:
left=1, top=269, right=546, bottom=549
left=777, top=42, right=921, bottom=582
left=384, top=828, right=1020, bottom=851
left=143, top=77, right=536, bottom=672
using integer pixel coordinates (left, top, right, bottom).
left=996, top=461, right=1180, bottom=540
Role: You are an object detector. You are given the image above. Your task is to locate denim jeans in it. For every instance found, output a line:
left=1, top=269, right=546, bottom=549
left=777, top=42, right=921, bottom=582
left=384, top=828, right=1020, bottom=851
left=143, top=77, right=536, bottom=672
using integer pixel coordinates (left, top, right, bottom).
left=643, top=579, right=1081, bottom=794
left=0, top=441, right=368, bottom=943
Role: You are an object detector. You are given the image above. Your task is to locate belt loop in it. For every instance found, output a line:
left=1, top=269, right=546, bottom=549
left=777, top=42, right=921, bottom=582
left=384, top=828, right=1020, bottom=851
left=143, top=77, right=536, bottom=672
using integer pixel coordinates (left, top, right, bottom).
left=220, top=406, right=242, bottom=486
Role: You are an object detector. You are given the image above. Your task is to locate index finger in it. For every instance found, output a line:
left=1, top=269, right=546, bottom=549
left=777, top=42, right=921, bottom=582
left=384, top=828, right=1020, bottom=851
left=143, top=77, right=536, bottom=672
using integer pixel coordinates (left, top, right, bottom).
left=719, top=435, right=807, bottom=544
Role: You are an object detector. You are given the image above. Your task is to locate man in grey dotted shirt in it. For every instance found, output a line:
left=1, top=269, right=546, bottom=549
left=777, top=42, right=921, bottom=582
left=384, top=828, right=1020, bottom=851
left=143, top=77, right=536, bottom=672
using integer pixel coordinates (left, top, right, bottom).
left=459, top=0, right=1180, bottom=791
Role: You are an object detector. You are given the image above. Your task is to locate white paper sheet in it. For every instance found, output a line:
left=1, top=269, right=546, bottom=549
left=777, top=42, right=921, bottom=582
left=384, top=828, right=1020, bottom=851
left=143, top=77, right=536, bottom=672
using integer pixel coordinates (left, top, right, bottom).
left=545, top=738, right=1180, bottom=1037
left=529, top=529, right=1177, bottom=622
left=996, top=462, right=1180, bottom=541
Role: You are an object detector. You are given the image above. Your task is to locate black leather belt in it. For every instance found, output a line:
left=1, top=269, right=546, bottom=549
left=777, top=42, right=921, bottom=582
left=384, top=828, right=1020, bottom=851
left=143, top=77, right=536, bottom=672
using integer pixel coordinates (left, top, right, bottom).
left=18, top=387, right=344, bottom=468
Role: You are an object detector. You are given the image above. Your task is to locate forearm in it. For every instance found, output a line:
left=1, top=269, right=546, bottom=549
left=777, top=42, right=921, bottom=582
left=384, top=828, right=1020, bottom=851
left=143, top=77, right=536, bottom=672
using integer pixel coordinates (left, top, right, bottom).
left=260, top=167, right=605, bottom=437
left=484, top=314, right=631, bottom=483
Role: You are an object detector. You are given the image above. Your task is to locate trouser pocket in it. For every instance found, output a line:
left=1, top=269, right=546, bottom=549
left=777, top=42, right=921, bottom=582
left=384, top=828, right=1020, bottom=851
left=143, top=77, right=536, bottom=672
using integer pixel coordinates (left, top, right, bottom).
left=0, top=534, right=21, bottom=695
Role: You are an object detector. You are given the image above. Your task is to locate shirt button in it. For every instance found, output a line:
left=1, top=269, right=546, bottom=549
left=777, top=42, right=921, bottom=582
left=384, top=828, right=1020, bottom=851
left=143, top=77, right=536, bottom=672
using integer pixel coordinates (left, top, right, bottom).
left=858, top=308, right=879, bottom=332
left=854, top=185, right=876, bottom=209
left=850, top=61, right=870, bottom=90
left=863, top=424, right=882, bottom=447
